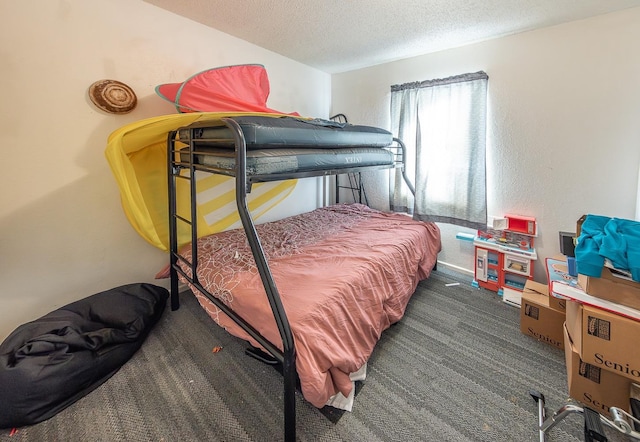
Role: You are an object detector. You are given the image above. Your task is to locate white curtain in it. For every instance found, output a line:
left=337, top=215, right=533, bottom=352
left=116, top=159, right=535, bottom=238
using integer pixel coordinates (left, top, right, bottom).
left=390, top=71, right=488, bottom=229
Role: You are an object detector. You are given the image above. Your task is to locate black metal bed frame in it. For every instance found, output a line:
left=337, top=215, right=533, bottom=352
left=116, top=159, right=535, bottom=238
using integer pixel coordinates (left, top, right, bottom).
left=167, top=116, right=415, bottom=441
left=330, top=113, right=369, bottom=206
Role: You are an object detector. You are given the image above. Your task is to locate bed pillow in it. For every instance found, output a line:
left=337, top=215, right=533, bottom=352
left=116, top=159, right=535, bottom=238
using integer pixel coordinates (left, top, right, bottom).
left=0, top=283, right=168, bottom=429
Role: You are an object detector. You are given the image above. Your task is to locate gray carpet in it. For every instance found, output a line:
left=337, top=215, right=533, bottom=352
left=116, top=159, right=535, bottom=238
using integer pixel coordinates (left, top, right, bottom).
left=0, top=271, right=631, bottom=441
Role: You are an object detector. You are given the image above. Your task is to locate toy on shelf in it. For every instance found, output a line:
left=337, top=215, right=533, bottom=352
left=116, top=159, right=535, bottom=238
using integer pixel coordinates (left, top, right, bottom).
left=475, top=228, right=536, bottom=257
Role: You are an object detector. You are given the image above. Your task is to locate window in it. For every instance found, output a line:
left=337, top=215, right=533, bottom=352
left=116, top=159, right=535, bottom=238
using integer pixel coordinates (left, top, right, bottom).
left=390, top=71, right=488, bottom=229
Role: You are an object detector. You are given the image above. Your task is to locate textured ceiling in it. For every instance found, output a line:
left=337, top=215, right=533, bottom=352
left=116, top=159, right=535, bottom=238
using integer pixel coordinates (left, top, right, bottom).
left=144, top=0, right=640, bottom=73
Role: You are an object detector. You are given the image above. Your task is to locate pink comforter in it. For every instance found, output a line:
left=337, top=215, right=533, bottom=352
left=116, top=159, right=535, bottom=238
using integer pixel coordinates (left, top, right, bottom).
left=178, top=204, right=441, bottom=408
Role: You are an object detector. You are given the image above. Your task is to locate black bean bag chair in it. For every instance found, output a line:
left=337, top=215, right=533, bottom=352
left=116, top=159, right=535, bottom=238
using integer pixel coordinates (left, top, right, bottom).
left=0, top=283, right=168, bottom=429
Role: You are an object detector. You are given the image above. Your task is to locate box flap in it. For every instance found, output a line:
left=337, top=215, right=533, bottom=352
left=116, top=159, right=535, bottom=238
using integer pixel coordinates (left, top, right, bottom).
left=524, top=279, right=549, bottom=297
left=521, top=289, right=550, bottom=308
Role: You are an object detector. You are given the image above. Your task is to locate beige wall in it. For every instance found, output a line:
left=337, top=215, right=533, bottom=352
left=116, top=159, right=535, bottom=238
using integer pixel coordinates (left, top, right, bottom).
left=332, top=8, right=640, bottom=280
left=0, top=1, right=330, bottom=340
left=2, top=2, right=639, bottom=340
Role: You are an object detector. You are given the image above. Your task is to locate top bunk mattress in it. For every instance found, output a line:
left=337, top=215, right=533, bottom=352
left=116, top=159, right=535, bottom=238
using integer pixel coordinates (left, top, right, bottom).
left=177, top=115, right=394, bottom=149
left=180, top=146, right=395, bottom=175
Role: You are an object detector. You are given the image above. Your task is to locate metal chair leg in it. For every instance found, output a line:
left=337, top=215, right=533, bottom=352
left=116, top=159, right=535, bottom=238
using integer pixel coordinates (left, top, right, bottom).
left=530, top=390, right=547, bottom=442
left=530, top=390, right=640, bottom=441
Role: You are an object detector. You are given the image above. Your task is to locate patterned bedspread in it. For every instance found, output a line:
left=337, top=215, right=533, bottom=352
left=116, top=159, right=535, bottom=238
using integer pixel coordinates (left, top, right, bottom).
left=177, top=203, right=441, bottom=408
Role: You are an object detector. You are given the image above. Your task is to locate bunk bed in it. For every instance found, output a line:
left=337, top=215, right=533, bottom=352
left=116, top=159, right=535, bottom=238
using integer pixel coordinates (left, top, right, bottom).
left=166, top=114, right=441, bottom=441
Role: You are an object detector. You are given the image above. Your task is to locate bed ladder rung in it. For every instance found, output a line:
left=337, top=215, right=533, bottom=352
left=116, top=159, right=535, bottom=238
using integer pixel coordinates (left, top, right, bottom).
left=172, top=171, right=191, bottom=179
left=172, top=252, right=191, bottom=268
left=174, top=214, right=190, bottom=225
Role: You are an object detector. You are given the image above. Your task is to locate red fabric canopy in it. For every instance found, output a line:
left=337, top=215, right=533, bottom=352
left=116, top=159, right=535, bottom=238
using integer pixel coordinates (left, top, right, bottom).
left=155, top=64, right=297, bottom=115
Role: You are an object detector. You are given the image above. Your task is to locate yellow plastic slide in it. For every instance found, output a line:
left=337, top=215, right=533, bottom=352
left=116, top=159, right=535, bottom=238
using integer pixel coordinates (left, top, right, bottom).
left=104, top=112, right=297, bottom=251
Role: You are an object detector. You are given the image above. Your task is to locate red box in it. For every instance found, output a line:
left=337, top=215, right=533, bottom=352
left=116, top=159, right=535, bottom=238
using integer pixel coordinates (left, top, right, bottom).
left=505, top=214, right=537, bottom=235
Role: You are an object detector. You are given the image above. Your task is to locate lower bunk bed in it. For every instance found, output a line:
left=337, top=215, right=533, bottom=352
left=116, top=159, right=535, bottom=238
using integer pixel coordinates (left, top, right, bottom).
left=166, top=114, right=441, bottom=441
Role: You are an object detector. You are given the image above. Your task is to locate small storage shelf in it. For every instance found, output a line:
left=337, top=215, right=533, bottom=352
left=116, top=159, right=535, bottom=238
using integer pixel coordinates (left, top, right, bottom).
left=504, top=273, right=527, bottom=290
left=504, top=254, right=532, bottom=277
left=473, top=214, right=537, bottom=304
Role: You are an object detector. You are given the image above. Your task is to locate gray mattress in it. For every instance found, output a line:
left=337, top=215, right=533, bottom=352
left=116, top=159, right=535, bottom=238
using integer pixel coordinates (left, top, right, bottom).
left=180, top=147, right=395, bottom=175
left=178, top=115, right=394, bottom=149
left=176, top=115, right=397, bottom=175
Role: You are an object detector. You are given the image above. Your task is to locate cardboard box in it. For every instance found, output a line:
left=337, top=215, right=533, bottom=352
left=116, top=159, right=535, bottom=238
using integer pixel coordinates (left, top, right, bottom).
left=578, top=267, right=640, bottom=312
left=565, top=301, right=640, bottom=383
left=548, top=293, right=567, bottom=313
left=564, top=300, right=582, bottom=342
left=564, top=323, right=632, bottom=415
left=524, top=279, right=566, bottom=313
left=520, top=288, right=565, bottom=349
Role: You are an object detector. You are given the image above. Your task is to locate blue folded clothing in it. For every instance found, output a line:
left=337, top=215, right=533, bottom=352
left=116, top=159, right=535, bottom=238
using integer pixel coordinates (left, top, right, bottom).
left=575, top=215, right=608, bottom=277
left=575, top=214, right=640, bottom=282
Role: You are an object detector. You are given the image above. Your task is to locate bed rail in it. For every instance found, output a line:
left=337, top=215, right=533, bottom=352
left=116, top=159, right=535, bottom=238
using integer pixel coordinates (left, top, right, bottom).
left=167, top=116, right=415, bottom=442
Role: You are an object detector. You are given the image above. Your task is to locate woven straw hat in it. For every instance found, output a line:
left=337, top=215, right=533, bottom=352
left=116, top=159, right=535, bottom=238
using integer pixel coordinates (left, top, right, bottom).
left=89, top=80, right=137, bottom=114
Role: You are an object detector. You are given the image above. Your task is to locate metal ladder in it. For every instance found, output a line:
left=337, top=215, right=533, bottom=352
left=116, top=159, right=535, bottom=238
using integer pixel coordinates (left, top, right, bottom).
left=330, top=113, right=369, bottom=205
